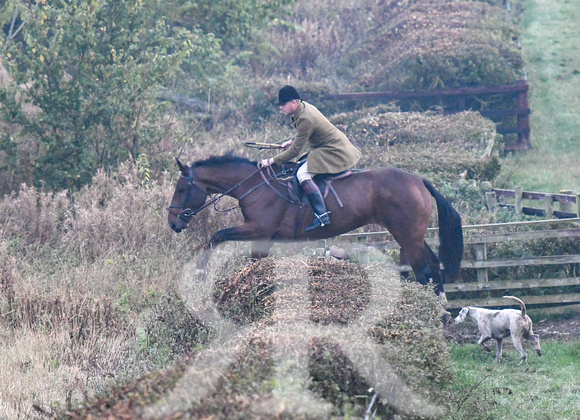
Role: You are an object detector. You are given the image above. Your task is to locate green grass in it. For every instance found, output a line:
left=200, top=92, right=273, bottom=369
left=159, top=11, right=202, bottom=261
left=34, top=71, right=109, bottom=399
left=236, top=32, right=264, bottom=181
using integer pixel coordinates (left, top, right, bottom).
left=495, top=0, right=580, bottom=193
left=454, top=4, right=580, bottom=416
left=449, top=341, right=580, bottom=420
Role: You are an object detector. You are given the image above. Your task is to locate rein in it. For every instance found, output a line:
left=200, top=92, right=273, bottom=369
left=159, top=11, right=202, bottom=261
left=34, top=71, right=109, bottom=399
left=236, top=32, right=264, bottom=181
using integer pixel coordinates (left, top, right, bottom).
left=239, top=165, right=299, bottom=205
left=167, top=164, right=298, bottom=222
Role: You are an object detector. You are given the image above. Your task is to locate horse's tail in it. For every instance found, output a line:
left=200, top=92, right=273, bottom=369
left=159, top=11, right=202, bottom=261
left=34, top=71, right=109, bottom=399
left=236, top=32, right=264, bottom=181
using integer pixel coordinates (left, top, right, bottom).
left=422, top=179, right=464, bottom=283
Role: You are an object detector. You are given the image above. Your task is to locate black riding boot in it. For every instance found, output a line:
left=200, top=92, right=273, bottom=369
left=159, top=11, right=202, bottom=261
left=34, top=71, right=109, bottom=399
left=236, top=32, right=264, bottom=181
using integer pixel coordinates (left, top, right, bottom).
left=301, top=179, right=331, bottom=232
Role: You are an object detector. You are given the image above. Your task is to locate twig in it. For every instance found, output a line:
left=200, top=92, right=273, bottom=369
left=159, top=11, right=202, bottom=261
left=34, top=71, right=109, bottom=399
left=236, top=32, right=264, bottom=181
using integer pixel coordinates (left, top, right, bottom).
left=455, top=375, right=489, bottom=414
left=364, top=391, right=378, bottom=419
left=4, top=9, right=26, bottom=49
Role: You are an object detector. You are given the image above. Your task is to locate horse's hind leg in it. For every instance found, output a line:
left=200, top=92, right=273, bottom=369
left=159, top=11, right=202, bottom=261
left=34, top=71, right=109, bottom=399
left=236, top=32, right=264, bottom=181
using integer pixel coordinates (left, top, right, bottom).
left=424, top=243, right=445, bottom=297
left=402, top=244, right=441, bottom=289
left=402, top=243, right=448, bottom=310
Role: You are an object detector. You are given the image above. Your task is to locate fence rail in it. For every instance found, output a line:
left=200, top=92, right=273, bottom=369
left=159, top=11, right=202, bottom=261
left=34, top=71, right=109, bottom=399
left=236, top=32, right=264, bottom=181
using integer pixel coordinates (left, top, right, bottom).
left=486, top=187, right=580, bottom=218
left=335, top=218, right=580, bottom=313
left=321, top=80, right=531, bottom=150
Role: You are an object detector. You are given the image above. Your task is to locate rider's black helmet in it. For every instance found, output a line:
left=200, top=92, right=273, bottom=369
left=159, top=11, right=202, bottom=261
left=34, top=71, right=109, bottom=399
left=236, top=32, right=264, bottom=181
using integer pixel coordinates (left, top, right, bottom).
left=277, top=85, right=300, bottom=105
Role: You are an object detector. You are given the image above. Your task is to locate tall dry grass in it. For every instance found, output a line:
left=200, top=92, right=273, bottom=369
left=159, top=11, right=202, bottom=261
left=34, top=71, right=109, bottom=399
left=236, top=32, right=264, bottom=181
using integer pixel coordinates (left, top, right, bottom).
left=0, top=162, right=241, bottom=418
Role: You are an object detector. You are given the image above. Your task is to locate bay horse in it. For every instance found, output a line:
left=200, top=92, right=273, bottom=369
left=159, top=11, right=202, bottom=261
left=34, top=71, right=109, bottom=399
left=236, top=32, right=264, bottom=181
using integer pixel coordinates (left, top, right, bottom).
left=167, top=154, right=463, bottom=304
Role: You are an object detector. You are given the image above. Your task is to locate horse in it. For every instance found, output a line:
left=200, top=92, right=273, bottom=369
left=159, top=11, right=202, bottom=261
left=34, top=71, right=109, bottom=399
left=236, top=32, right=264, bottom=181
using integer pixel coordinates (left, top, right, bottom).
left=167, top=154, right=464, bottom=305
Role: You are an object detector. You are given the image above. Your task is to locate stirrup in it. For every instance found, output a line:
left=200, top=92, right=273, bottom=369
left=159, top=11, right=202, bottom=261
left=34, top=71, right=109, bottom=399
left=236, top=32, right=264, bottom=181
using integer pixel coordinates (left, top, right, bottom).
left=305, top=212, right=331, bottom=232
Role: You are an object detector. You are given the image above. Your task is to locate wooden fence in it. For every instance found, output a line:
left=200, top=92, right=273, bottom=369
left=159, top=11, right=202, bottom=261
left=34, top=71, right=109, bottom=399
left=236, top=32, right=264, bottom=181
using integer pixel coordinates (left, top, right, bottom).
left=487, top=187, right=580, bottom=219
left=321, top=80, right=531, bottom=151
left=335, top=218, right=580, bottom=313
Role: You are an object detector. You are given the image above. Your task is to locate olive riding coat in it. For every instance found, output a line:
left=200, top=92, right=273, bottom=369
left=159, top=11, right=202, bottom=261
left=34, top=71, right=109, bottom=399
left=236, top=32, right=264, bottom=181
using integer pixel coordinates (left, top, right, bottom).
left=272, top=101, right=361, bottom=174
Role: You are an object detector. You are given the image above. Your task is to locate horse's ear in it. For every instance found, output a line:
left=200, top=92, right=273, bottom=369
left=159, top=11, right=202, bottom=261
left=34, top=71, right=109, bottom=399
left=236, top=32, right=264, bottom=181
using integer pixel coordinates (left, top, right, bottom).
left=175, top=157, right=188, bottom=175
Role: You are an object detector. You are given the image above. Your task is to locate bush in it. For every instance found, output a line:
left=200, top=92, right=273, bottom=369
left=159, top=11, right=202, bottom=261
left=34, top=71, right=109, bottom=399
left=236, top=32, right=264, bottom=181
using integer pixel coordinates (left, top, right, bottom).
left=332, top=108, right=502, bottom=181
left=352, top=1, right=523, bottom=91
left=0, top=0, right=220, bottom=192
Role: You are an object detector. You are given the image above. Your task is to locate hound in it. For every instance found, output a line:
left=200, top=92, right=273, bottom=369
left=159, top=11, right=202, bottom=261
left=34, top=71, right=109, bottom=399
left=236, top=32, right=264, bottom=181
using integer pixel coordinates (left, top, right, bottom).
left=454, top=296, right=542, bottom=364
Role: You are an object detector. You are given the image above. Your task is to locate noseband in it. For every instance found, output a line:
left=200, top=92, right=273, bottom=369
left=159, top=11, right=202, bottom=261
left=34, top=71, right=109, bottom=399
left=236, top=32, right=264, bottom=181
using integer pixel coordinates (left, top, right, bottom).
left=166, top=166, right=208, bottom=222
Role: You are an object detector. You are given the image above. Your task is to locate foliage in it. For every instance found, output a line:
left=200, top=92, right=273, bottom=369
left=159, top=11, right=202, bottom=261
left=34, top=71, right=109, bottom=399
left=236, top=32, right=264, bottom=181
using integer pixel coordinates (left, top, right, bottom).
left=158, top=0, right=294, bottom=54
left=369, top=281, right=455, bottom=398
left=0, top=0, right=221, bottom=191
left=0, top=161, right=230, bottom=417
left=213, top=257, right=277, bottom=324
left=350, top=1, right=523, bottom=91
left=140, top=291, right=209, bottom=362
left=0, top=0, right=527, bottom=193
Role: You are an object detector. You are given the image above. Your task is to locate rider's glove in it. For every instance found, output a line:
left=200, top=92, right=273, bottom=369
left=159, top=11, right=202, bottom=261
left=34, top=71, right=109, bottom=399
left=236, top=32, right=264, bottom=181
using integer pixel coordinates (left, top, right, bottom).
left=260, top=158, right=274, bottom=167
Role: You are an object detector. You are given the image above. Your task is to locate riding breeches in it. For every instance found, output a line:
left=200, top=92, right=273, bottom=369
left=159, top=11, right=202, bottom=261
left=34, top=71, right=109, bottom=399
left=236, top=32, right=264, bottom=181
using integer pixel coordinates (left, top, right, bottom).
left=297, top=162, right=314, bottom=182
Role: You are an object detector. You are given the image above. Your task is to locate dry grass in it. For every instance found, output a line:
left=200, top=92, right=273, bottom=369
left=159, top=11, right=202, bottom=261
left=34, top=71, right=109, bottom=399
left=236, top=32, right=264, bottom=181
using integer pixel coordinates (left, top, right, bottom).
left=0, top=162, right=240, bottom=418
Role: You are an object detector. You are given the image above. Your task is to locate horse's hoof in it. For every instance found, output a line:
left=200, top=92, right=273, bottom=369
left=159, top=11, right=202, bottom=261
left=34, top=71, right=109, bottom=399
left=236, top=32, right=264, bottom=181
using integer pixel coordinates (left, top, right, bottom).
left=441, top=311, right=451, bottom=325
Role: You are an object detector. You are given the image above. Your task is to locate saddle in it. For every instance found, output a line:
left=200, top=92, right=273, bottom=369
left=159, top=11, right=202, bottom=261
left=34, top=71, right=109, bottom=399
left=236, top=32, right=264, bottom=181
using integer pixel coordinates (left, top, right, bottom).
left=286, top=167, right=353, bottom=208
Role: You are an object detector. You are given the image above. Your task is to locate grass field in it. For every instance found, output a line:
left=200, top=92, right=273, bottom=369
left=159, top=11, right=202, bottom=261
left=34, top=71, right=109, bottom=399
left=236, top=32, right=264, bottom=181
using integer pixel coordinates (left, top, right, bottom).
left=495, top=0, right=580, bottom=193
left=449, top=341, right=580, bottom=420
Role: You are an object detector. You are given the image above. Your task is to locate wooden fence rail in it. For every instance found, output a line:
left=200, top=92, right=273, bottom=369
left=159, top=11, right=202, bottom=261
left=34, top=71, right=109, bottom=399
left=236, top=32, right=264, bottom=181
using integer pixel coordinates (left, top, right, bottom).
left=487, top=187, right=580, bottom=218
left=335, top=218, right=580, bottom=313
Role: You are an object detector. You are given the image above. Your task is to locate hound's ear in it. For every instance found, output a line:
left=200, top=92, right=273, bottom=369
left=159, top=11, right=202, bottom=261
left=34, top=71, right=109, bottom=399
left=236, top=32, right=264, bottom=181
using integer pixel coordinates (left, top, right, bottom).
left=175, top=157, right=188, bottom=175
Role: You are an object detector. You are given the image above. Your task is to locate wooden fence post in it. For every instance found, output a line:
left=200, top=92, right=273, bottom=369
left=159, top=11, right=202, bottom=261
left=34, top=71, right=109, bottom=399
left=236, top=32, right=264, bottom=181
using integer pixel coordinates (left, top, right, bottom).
left=516, top=82, right=531, bottom=149
left=357, top=237, right=369, bottom=265
left=475, top=242, right=488, bottom=284
left=559, top=190, right=573, bottom=213
left=515, top=186, right=523, bottom=214
left=486, top=191, right=497, bottom=212
left=543, top=194, right=554, bottom=218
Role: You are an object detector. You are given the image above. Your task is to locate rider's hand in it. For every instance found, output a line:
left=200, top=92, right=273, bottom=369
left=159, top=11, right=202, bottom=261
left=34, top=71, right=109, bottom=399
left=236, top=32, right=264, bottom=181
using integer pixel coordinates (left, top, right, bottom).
left=281, top=140, right=293, bottom=150
left=260, top=158, right=274, bottom=168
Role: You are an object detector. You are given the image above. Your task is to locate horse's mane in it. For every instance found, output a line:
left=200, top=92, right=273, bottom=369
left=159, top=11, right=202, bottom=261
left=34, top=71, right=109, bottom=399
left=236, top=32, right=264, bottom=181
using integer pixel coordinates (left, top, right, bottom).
left=192, top=153, right=257, bottom=168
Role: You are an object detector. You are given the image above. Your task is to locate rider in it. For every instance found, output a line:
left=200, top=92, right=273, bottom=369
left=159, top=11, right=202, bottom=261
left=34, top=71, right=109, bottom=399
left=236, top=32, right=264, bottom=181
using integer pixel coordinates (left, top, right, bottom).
left=260, top=85, right=362, bottom=232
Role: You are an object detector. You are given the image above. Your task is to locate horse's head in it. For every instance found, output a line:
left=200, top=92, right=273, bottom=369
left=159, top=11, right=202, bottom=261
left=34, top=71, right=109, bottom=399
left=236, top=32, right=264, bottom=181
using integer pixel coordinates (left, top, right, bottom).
left=167, top=158, right=209, bottom=233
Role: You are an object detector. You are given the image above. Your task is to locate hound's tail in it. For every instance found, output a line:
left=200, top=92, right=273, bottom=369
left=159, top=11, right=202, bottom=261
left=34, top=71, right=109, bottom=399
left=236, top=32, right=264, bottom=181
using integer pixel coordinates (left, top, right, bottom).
left=503, top=295, right=527, bottom=317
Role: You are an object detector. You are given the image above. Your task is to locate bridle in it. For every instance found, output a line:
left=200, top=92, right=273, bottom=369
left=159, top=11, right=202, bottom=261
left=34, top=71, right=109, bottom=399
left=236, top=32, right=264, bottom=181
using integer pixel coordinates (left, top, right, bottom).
left=166, top=166, right=211, bottom=223
left=167, top=164, right=297, bottom=224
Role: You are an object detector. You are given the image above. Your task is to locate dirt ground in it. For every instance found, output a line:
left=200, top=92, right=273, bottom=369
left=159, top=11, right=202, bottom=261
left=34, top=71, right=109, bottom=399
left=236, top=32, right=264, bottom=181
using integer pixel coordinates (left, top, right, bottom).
left=443, top=311, right=580, bottom=345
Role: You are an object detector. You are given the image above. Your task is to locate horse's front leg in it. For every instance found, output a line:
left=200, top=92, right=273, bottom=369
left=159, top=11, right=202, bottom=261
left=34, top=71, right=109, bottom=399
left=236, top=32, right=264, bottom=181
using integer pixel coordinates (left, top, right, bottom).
left=207, top=224, right=266, bottom=250
left=191, top=224, right=267, bottom=282
left=208, top=226, right=273, bottom=258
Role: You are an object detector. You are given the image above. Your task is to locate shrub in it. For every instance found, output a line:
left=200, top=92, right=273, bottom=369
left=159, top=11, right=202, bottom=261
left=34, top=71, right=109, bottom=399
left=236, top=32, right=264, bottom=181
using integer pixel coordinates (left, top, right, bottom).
left=0, top=0, right=220, bottom=192
left=332, top=108, right=502, bottom=181
left=252, top=1, right=522, bottom=96
left=352, top=1, right=523, bottom=91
